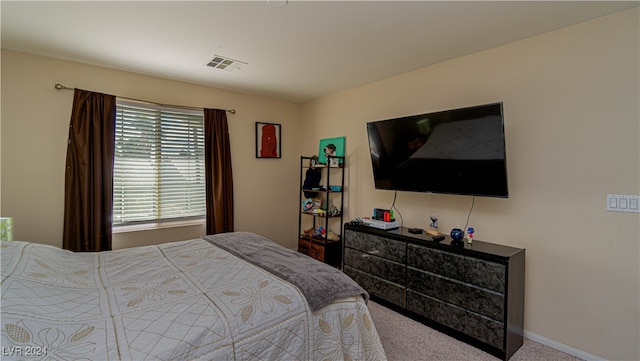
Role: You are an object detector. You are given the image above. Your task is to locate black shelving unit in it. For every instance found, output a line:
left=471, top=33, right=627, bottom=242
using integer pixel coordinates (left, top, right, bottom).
left=297, top=155, right=345, bottom=267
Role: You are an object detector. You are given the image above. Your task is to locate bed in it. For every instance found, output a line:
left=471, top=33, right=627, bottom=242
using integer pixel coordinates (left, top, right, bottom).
left=1, top=232, right=387, bottom=360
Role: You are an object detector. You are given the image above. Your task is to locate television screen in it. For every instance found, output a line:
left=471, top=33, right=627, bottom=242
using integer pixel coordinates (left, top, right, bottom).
left=366, top=102, right=508, bottom=198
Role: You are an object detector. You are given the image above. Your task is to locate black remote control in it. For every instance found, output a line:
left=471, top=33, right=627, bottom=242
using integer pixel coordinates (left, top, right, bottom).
left=408, top=228, right=423, bottom=234
left=431, top=235, right=445, bottom=242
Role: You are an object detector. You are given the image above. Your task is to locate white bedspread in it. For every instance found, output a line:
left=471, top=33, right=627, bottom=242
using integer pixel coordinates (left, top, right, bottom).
left=1, top=238, right=386, bottom=360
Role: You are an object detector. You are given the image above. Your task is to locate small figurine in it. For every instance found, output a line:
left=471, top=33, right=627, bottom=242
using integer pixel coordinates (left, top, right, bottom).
left=450, top=226, right=464, bottom=241
left=450, top=226, right=465, bottom=247
left=302, top=198, right=314, bottom=211
left=327, top=205, right=340, bottom=217
left=313, top=226, right=326, bottom=238
left=427, top=212, right=440, bottom=236
left=467, top=227, right=475, bottom=245
left=430, top=212, right=439, bottom=229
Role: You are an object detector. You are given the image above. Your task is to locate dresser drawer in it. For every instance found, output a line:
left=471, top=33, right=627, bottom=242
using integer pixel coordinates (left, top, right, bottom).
left=298, top=238, right=325, bottom=262
left=345, top=266, right=405, bottom=307
left=407, top=266, right=504, bottom=321
left=298, top=238, right=311, bottom=255
left=407, top=244, right=506, bottom=293
left=344, top=229, right=406, bottom=263
left=344, top=248, right=405, bottom=285
left=406, top=290, right=504, bottom=349
left=309, top=242, right=325, bottom=262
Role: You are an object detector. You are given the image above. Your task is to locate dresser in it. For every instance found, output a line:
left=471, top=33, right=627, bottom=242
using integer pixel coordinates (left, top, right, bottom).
left=343, top=224, right=525, bottom=361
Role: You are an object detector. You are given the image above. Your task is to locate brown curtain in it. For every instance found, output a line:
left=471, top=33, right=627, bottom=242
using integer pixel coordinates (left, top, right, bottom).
left=204, top=109, right=234, bottom=234
left=63, top=89, right=116, bottom=252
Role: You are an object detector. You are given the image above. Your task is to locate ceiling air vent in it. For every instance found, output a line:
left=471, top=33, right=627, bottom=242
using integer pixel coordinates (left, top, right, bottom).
left=206, top=55, right=247, bottom=72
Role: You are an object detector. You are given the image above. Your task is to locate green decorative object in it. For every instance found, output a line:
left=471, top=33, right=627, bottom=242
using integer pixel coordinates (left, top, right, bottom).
left=0, top=217, right=13, bottom=241
left=318, top=136, right=345, bottom=165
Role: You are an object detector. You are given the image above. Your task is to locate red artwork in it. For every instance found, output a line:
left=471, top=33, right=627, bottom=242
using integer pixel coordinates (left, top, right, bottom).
left=260, top=124, right=278, bottom=157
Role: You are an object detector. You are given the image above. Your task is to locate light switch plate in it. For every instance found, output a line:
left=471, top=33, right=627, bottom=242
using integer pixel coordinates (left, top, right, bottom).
left=607, top=194, right=640, bottom=213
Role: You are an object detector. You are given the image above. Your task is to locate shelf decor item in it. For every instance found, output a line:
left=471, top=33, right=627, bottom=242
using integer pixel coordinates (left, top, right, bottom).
left=318, top=137, right=345, bottom=165
left=302, top=157, right=322, bottom=198
left=450, top=227, right=464, bottom=241
left=427, top=212, right=440, bottom=236
left=256, top=122, right=281, bottom=158
left=450, top=226, right=465, bottom=247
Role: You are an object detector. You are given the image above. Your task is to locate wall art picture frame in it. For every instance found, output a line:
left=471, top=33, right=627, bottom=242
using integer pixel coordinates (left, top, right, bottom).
left=255, top=122, right=281, bottom=158
left=318, top=136, right=345, bottom=166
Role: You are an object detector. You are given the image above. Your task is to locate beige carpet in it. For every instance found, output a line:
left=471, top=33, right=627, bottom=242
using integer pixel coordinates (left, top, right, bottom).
left=367, top=301, right=582, bottom=361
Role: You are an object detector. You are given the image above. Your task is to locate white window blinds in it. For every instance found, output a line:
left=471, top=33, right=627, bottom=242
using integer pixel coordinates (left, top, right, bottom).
left=113, top=101, right=205, bottom=225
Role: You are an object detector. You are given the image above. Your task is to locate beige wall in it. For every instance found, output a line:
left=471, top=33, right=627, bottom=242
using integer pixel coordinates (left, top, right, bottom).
left=301, top=9, right=639, bottom=361
left=0, top=51, right=302, bottom=250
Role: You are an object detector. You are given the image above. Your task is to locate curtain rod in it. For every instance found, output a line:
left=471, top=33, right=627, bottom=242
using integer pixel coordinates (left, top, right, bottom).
left=54, top=83, right=236, bottom=114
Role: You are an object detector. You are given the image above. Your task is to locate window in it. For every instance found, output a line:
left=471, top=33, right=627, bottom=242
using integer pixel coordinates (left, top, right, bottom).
left=113, top=100, right=205, bottom=226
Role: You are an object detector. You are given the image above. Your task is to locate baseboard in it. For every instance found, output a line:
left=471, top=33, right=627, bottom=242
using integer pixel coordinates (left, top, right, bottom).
left=523, top=330, right=606, bottom=361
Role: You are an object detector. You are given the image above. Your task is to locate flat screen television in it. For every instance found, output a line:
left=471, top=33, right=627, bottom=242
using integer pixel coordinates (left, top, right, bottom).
left=366, top=102, right=508, bottom=198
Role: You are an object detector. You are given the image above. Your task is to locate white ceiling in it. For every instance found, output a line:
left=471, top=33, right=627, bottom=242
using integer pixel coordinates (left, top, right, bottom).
left=2, top=1, right=637, bottom=103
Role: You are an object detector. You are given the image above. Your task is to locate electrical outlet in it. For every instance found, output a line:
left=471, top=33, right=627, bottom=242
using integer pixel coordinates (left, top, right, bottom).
left=607, top=194, right=640, bottom=213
